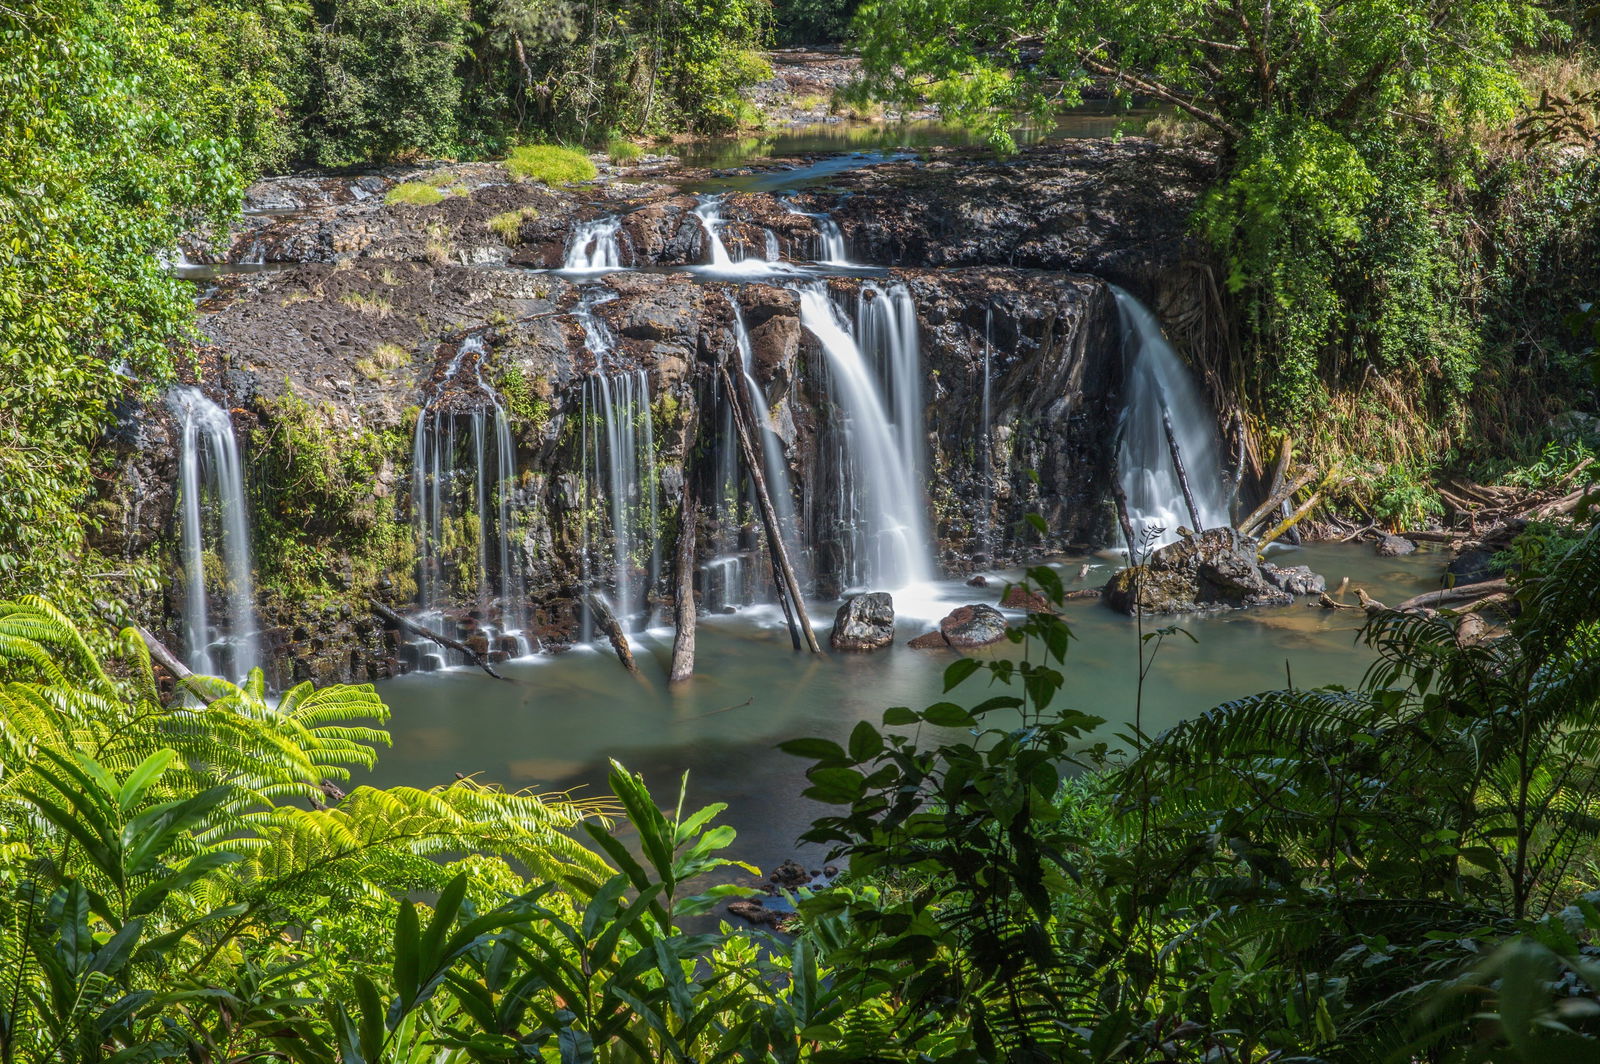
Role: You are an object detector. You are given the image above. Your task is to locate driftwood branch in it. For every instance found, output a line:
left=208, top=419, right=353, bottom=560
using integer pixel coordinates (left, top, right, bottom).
left=720, top=365, right=820, bottom=653
left=1240, top=466, right=1317, bottom=537
left=669, top=479, right=698, bottom=684
left=583, top=593, right=639, bottom=674
left=1392, top=579, right=1512, bottom=614
left=367, top=598, right=509, bottom=681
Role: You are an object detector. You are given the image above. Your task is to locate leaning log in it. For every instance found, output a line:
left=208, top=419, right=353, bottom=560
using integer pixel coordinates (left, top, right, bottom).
left=669, top=481, right=698, bottom=684
left=720, top=365, right=821, bottom=653
left=1392, top=579, right=1512, bottom=614
left=367, top=598, right=509, bottom=681
left=1256, top=468, right=1342, bottom=552
left=1162, top=406, right=1204, bottom=531
left=1239, top=467, right=1318, bottom=538
left=132, top=623, right=195, bottom=682
left=584, top=593, right=639, bottom=674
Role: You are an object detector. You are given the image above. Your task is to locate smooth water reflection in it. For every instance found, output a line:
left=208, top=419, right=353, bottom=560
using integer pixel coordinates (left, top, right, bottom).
left=369, top=543, right=1448, bottom=870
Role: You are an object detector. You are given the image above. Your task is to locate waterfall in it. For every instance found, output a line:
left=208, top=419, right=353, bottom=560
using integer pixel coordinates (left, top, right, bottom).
left=168, top=388, right=259, bottom=681
left=563, top=216, right=623, bottom=272
left=1115, top=289, right=1230, bottom=548
left=575, top=290, right=661, bottom=631
left=794, top=283, right=931, bottom=590
left=410, top=336, right=528, bottom=668
left=693, top=196, right=797, bottom=278
left=980, top=303, right=994, bottom=558
left=782, top=202, right=850, bottom=264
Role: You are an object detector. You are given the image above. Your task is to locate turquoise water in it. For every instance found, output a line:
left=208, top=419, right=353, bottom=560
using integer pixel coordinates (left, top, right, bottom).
left=368, top=543, right=1447, bottom=870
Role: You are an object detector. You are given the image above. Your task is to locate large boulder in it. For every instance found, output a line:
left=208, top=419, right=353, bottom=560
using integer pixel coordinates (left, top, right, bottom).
left=831, top=592, right=895, bottom=651
left=1375, top=534, right=1416, bottom=557
left=1102, top=528, right=1294, bottom=615
left=939, top=603, right=1009, bottom=649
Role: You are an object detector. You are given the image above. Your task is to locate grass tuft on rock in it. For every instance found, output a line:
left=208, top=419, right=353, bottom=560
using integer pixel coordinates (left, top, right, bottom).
left=385, top=181, right=446, bottom=206
left=606, top=138, right=644, bottom=165
left=505, top=145, right=597, bottom=185
left=487, top=206, right=540, bottom=245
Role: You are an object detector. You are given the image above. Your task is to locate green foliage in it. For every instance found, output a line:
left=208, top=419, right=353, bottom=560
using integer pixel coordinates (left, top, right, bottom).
left=297, top=0, right=469, bottom=167
left=486, top=205, right=539, bottom=244
left=503, top=143, right=598, bottom=184
left=0, top=0, right=242, bottom=608
left=773, top=0, right=857, bottom=44
left=249, top=389, right=414, bottom=600
left=606, top=135, right=644, bottom=164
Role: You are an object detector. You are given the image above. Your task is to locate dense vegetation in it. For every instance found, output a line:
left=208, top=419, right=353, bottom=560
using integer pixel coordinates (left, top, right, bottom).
left=5, top=516, right=1600, bottom=1061
left=851, top=0, right=1600, bottom=522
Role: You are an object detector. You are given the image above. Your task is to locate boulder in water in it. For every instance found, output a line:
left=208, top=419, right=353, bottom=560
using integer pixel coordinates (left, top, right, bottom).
left=907, top=630, right=951, bottom=649
left=831, top=592, right=895, bottom=651
left=1103, top=527, right=1293, bottom=615
left=1375, top=534, right=1416, bottom=557
left=966, top=574, right=989, bottom=587
left=1262, top=564, right=1327, bottom=597
left=1001, top=586, right=1054, bottom=613
left=939, top=603, right=1009, bottom=649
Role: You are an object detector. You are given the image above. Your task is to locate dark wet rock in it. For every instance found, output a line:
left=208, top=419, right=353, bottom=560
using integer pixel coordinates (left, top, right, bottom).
left=939, top=603, right=1009, bottom=649
left=1103, top=528, right=1293, bottom=615
left=1001, top=586, right=1054, bottom=613
left=769, top=859, right=811, bottom=889
left=907, top=630, right=951, bottom=649
left=966, top=575, right=989, bottom=587
left=727, top=898, right=792, bottom=930
left=1262, top=564, right=1327, bottom=597
left=1375, top=534, right=1416, bottom=557
left=1448, top=546, right=1503, bottom=586
left=831, top=592, right=895, bottom=651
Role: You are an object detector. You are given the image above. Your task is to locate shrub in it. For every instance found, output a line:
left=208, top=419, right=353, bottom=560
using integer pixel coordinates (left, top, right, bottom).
left=504, top=144, right=597, bottom=185
left=384, top=181, right=445, bottom=206
left=607, top=137, right=644, bottom=164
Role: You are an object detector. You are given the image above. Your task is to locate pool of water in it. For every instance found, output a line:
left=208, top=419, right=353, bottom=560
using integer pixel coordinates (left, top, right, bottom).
left=367, top=543, right=1448, bottom=870
left=675, top=107, right=1155, bottom=192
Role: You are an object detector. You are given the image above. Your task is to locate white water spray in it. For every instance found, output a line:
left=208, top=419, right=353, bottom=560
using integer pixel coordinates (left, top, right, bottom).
left=1115, top=289, right=1230, bottom=547
left=168, top=388, right=259, bottom=681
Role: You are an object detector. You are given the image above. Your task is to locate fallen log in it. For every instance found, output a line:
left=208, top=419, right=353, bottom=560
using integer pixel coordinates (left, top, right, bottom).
left=1257, top=468, right=1343, bottom=552
left=1318, top=592, right=1360, bottom=611
left=1392, top=579, right=1512, bottom=614
left=669, top=480, right=698, bottom=685
left=1239, top=467, right=1318, bottom=538
left=720, top=365, right=820, bottom=653
left=584, top=593, right=639, bottom=674
left=1162, top=406, right=1204, bottom=531
left=367, top=598, right=509, bottom=681
left=131, top=622, right=195, bottom=682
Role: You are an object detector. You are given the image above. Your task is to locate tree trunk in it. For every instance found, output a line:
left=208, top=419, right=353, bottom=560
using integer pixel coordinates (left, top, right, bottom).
left=1162, top=406, right=1204, bottom=530
left=584, top=593, right=639, bottom=674
left=669, top=480, right=698, bottom=684
left=367, top=598, right=509, bottom=681
left=720, top=365, right=821, bottom=653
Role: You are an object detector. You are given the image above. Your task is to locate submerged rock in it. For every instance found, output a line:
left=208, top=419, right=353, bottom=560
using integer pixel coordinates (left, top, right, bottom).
left=1102, top=527, right=1293, bottom=615
left=1262, top=564, right=1327, bottom=597
left=1375, top=534, right=1417, bottom=557
left=1001, top=585, right=1054, bottom=613
left=939, top=603, right=1009, bottom=649
left=831, top=592, right=895, bottom=651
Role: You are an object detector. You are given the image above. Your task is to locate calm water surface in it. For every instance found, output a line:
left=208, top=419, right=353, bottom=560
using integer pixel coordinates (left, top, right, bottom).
left=369, top=543, right=1447, bottom=870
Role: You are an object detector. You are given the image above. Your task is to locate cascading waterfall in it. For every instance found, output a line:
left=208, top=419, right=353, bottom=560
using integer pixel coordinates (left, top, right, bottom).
left=980, top=303, right=995, bottom=557
left=168, top=388, right=259, bottom=680
left=411, top=336, right=528, bottom=668
left=794, top=283, right=931, bottom=590
left=782, top=202, right=850, bottom=264
left=575, top=290, right=661, bottom=631
left=693, top=196, right=795, bottom=278
left=564, top=217, right=623, bottom=272
left=1115, top=288, right=1230, bottom=548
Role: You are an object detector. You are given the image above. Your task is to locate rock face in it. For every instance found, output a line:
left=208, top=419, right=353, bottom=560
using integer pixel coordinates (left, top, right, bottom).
left=90, top=136, right=1220, bottom=684
left=831, top=593, right=895, bottom=651
left=1103, top=528, right=1295, bottom=615
left=939, top=604, right=1009, bottom=649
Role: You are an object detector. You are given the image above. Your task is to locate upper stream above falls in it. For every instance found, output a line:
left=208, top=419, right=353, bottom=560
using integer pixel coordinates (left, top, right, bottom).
left=111, top=118, right=1468, bottom=865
